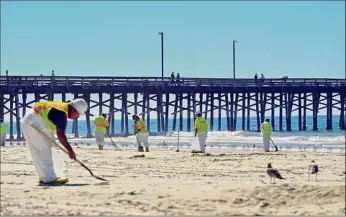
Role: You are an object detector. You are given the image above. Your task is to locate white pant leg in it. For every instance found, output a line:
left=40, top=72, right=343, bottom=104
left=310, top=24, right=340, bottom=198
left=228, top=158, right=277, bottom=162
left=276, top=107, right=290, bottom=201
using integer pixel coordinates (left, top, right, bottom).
left=262, top=135, right=271, bottom=152
left=21, top=110, right=59, bottom=183
left=137, top=132, right=149, bottom=148
left=52, top=148, right=66, bottom=179
left=0, top=133, right=6, bottom=146
left=198, top=133, right=207, bottom=153
left=95, top=130, right=105, bottom=145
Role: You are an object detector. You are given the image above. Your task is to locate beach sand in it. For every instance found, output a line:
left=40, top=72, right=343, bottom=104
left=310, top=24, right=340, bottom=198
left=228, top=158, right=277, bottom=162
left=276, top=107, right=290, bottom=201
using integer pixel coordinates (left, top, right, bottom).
left=1, top=146, right=345, bottom=215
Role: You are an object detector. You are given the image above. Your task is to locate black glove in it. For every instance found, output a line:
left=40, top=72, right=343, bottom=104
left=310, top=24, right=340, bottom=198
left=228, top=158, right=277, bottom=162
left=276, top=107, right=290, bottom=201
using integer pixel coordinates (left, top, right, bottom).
left=194, top=129, right=197, bottom=137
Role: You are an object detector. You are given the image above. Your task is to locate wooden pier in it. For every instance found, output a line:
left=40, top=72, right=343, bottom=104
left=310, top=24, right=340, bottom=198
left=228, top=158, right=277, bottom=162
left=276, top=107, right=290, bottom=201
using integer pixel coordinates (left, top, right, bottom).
left=0, top=73, right=345, bottom=140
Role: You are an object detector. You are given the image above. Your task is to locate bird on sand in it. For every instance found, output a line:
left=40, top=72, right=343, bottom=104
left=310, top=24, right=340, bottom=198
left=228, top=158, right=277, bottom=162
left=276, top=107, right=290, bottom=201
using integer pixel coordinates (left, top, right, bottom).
left=308, top=160, right=319, bottom=181
left=266, top=163, right=285, bottom=184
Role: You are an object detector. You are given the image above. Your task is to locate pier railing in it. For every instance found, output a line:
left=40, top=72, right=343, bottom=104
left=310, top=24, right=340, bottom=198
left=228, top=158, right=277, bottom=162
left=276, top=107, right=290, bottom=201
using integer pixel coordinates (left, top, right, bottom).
left=0, top=75, right=345, bottom=92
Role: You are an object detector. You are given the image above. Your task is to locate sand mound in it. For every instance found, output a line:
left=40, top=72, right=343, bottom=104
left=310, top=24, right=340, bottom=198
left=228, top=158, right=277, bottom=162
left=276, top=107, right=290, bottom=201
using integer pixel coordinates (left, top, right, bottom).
left=230, top=184, right=345, bottom=215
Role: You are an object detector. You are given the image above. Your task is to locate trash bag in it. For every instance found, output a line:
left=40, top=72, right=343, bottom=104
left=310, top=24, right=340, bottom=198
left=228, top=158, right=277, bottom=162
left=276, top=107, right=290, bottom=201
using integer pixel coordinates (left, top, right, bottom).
left=190, top=137, right=200, bottom=152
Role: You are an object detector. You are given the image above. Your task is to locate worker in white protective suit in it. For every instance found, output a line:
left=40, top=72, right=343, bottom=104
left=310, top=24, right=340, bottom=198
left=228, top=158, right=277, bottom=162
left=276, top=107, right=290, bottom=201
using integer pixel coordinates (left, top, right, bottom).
left=94, top=113, right=109, bottom=150
left=193, top=111, right=209, bottom=153
left=132, top=115, right=150, bottom=152
left=21, top=98, right=88, bottom=185
left=260, top=118, right=272, bottom=152
left=0, top=119, right=8, bottom=146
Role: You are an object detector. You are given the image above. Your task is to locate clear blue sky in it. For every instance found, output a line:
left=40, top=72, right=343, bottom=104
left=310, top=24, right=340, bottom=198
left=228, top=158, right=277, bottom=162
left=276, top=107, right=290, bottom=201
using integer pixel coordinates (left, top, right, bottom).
left=1, top=1, right=345, bottom=78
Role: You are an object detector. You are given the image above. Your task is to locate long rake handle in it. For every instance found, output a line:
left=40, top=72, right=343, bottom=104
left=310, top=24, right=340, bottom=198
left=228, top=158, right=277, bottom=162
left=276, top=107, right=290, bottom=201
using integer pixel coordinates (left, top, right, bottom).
left=270, top=138, right=279, bottom=151
left=30, top=124, right=107, bottom=181
left=106, top=131, right=121, bottom=150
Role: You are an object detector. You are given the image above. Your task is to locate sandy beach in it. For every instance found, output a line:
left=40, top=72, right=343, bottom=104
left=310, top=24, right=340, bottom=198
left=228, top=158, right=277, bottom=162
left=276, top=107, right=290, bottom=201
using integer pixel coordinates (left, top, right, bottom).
left=1, top=145, right=345, bottom=215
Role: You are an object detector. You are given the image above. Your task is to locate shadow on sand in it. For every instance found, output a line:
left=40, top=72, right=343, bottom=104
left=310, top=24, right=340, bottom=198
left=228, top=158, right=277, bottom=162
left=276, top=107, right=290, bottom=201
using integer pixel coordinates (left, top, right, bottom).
left=39, top=183, right=91, bottom=187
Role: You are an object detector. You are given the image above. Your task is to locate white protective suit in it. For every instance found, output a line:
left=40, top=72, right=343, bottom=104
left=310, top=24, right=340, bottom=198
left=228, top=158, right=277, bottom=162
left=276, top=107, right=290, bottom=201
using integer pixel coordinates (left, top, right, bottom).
left=191, top=134, right=207, bottom=153
left=21, top=110, right=66, bottom=183
left=0, top=133, right=6, bottom=146
left=197, top=133, right=207, bottom=153
left=95, top=130, right=106, bottom=145
left=262, top=135, right=271, bottom=152
left=136, top=132, right=149, bottom=148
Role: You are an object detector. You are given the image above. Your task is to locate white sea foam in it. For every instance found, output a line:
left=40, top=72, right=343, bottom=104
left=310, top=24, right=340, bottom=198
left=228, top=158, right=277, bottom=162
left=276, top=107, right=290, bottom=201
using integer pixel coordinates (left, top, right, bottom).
left=6, top=130, right=345, bottom=143
left=4, top=131, right=344, bottom=151
left=61, top=130, right=345, bottom=147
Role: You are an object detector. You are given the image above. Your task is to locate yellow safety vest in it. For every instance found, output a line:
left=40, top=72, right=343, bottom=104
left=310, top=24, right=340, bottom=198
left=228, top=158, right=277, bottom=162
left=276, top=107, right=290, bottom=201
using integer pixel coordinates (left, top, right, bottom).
left=194, top=117, right=208, bottom=134
left=134, top=118, right=148, bottom=133
left=260, top=121, right=272, bottom=136
left=33, top=101, right=69, bottom=132
left=94, top=116, right=109, bottom=132
left=0, top=122, right=8, bottom=134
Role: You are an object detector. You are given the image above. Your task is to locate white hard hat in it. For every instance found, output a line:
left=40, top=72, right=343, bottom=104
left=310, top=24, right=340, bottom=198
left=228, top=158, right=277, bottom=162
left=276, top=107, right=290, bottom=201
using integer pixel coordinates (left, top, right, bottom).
left=69, top=98, right=88, bottom=115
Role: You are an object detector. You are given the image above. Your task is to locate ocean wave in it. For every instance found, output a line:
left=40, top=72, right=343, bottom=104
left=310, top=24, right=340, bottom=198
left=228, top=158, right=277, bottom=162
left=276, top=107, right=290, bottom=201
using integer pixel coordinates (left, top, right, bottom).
left=6, top=130, right=345, bottom=145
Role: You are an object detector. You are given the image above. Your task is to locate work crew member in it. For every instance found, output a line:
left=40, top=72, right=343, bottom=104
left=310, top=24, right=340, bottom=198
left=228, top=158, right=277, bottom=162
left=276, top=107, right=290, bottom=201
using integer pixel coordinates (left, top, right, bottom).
left=0, top=119, right=7, bottom=146
left=21, top=98, right=88, bottom=185
left=132, top=115, right=150, bottom=152
left=260, top=118, right=272, bottom=152
left=94, top=113, right=109, bottom=150
left=194, top=111, right=209, bottom=153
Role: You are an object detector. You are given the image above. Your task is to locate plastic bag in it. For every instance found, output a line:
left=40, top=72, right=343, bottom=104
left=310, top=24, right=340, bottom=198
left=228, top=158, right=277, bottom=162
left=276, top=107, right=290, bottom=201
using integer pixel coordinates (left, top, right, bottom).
left=190, top=137, right=200, bottom=151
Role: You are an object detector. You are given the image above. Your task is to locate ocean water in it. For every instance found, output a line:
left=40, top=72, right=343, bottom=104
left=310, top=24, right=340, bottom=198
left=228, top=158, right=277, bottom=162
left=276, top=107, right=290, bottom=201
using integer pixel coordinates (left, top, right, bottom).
left=2, top=115, right=345, bottom=153
left=3, top=115, right=344, bottom=137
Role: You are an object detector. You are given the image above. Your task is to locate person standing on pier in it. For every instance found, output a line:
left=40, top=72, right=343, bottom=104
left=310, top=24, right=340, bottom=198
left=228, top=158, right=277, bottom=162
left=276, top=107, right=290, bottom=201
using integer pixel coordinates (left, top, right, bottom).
left=21, top=98, right=88, bottom=185
left=194, top=111, right=209, bottom=153
left=93, top=113, right=109, bottom=150
left=176, top=73, right=181, bottom=85
left=170, top=72, right=175, bottom=85
left=260, top=118, right=272, bottom=152
left=132, top=115, right=150, bottom=152
left=0, top=119, right=8, bottom=146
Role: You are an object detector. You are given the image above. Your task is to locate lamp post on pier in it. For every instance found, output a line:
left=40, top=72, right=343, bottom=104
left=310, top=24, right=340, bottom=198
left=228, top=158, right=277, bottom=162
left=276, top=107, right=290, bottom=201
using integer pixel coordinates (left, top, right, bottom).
left=233, top=40, right=237, bottom=80
left=158, top=32, right=164, bottom=81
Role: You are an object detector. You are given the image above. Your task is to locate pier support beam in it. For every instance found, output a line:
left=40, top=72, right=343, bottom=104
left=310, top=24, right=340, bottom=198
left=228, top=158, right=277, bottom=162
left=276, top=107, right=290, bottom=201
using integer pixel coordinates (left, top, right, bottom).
left=9, top=94, right=14, bottom=139
left=218, top=93, right=222, bottom=131
left=312, top=92, right=320, bottom=131
left=242, top=92, right=246, bottom=131
left=15, top=94, right=21, bottom=140
left=255, top=92, right=260, bottom=132
left=271, top=92, right=275, bottom=131
left=339, top=92, right=345, bottom=130
left=179, top=93, right=183, bottom=131
left=210, top=93, right=214, bottom=131
left=225, top=93, right=230, bottom=131
left=109, top=93, right=115, bottom=136
left=246, top=92, right=250, bottom=131
left=298, top=93, right=302, bottom=131
left=146, top=93, right=150, bottom=133
left=173, top=93, right=178, bottom=131
left=326, top=91, right=333, bottom=130
left=187, top=93, right=192, bottom=131
left=279, top=92, right=283, bottom=131
left=234, top=93, right=239, bottom=131
left=165, top=93, right=169, bottom=132
left=230, top=93, right=234, bottom=131
left=85, top=93, right=92, bottom=138
left=303, top=92, right=307, bottom=130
